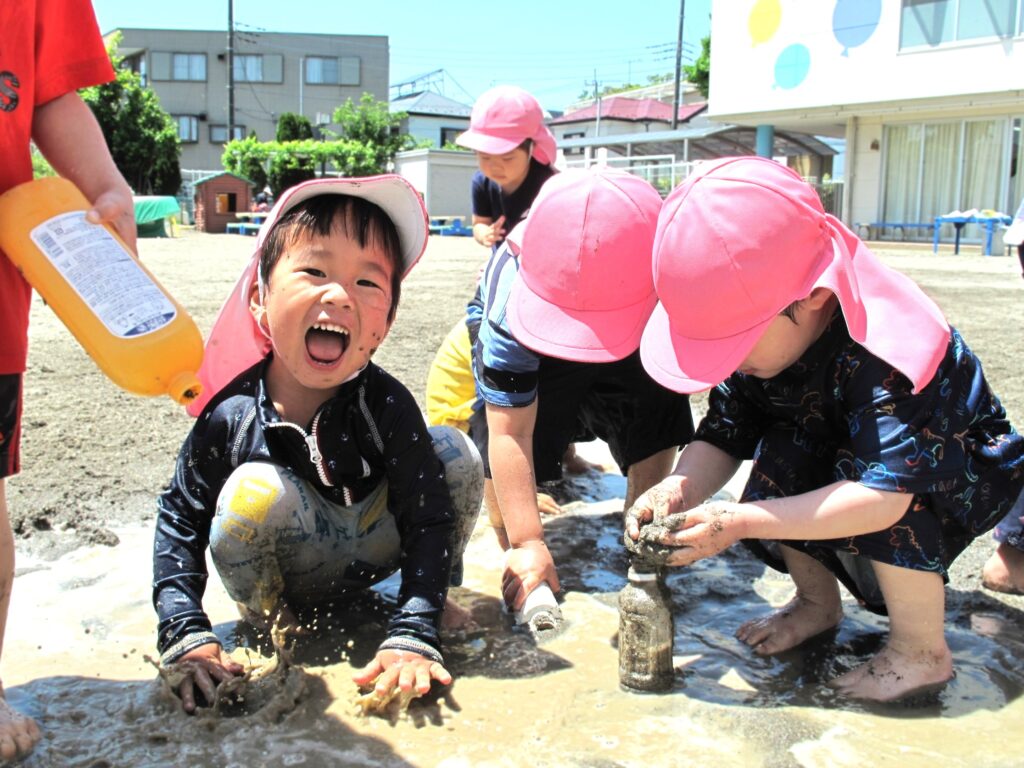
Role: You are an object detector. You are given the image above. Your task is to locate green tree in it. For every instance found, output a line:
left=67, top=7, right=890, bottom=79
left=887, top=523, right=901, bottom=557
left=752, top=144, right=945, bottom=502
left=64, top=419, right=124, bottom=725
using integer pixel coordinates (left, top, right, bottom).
left=275, top=112, right=314, bottom=142
left=81, top=33, right=181, bottom=195
left=329, top=93, right=413, bottom=175
left=31, top=145, right=55, bottom=178
left=221, top=134, right=269, bottom=191
left=683, top=35, right=711, bottom=98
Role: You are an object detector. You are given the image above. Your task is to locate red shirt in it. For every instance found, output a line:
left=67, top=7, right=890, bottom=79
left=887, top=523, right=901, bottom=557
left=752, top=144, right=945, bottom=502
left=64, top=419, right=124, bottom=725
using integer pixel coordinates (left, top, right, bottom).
left=0, top=0, right=114, bottom=373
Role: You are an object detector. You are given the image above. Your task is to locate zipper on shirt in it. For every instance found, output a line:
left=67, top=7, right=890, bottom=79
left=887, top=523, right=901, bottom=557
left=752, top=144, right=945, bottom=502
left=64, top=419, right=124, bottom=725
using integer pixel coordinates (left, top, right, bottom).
left=266, top=416, right=333, bottom=487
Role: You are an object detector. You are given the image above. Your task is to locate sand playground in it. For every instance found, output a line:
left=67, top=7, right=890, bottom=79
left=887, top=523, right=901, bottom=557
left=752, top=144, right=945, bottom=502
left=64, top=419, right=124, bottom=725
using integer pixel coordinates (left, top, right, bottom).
left=5, top=231, right=1024, bottom=767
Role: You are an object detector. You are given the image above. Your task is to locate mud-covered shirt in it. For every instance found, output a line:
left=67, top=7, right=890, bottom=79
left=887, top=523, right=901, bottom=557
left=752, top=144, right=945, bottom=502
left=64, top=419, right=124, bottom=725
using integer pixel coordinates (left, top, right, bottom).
left=697, top=316, right=1024, bottom=563
left=154, top=358, right=455, bottom=661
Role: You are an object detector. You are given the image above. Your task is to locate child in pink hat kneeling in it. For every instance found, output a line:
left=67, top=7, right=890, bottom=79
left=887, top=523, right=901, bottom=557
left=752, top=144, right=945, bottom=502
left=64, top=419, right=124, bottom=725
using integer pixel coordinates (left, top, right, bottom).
left=628, top=156, right=1024, bottom=703
left=473, top=167, right=695, bottom=614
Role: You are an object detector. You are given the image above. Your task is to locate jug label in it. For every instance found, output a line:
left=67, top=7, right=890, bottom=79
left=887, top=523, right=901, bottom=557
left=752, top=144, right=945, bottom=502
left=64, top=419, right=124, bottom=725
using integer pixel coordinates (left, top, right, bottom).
left=31, top=212, right=176, bottom=338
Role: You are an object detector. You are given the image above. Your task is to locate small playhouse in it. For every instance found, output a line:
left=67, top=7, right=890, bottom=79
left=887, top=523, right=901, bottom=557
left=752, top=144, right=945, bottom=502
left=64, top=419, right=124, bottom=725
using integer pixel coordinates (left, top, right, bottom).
left=193, top=172, right=253, bottom=233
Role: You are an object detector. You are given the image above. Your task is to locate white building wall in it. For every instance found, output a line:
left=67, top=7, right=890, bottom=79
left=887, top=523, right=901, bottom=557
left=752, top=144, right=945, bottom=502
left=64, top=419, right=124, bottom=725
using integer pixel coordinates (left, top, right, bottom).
left=393, top=149, right=477, bottom=220
left=710, top=2, right=1024, bottom=117
left=403, top=114, right=470, bottom=148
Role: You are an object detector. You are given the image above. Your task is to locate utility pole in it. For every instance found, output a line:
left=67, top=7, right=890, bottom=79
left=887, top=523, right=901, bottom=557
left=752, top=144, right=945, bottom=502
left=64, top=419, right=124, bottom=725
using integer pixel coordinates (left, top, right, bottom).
left=672, top=0, right=685, bottom=130
left=227, top=0, right=235, bottom=139
left=591, top=70, right=601, bottom=137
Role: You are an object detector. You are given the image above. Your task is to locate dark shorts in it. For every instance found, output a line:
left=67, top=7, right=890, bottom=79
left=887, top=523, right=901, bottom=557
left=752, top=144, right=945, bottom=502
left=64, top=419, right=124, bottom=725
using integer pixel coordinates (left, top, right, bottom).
left=470, top=350, right=694, bottom=483
left=0, top=374, right=23, bottom=479
left=740, top=425, right=1024, bottom=613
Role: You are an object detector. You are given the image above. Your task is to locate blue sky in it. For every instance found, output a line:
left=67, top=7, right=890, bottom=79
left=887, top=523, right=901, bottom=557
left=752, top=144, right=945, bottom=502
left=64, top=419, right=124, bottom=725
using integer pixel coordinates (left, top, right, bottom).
left=92, top=0, right=711, bottom=112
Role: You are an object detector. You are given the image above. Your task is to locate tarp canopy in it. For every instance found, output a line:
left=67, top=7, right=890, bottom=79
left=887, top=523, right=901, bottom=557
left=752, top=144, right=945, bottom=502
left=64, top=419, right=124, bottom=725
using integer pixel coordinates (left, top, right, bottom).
left=133, top=196, right=180, bottom=238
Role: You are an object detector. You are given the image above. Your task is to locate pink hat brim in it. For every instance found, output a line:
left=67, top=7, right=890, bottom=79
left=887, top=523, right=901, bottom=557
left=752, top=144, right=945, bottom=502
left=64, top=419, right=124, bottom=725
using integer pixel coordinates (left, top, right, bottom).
left=640, top=218, right=950, bottom=395
left=509, top=279, right=657, bottom=363
left=455, top=128, right=526, bottom=157
left=640, top=301, right=773, bottom=393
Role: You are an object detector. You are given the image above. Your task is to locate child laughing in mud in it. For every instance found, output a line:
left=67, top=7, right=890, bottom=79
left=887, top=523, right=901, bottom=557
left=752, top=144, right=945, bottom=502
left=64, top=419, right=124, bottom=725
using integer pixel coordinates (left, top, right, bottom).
left=626, top=157, right=1024, bottom=704
left=152, top=177, right=483, bottom=713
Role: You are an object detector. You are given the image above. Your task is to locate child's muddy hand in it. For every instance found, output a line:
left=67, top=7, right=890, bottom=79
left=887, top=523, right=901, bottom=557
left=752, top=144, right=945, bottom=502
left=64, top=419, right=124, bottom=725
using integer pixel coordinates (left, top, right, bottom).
left=172, top=643, right=245, bottom=713
left=661, top=501, right=744, bottom=567
left=353, top=650, right=452, bottom=698
left=624, top=475, right=687, bottom=540
left=503, top=540, right=560, bottom=610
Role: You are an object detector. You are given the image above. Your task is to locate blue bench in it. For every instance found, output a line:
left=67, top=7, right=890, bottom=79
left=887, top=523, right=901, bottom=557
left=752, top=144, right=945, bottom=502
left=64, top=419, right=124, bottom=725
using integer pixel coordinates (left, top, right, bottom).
left=226, top=222, right=261, bottom=236
left=429, top=216, right=472, bottom=237
left=856, top=221, right=936, bottom=241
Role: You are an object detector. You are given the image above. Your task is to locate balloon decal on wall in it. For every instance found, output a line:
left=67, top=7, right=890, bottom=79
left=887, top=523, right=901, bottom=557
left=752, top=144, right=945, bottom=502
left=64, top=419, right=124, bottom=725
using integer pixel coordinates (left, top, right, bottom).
left=774, top=43, right=810, bottom=89
left=749, top=0, right=782, bottom=45
left=832, top=0, right=882, bottom=56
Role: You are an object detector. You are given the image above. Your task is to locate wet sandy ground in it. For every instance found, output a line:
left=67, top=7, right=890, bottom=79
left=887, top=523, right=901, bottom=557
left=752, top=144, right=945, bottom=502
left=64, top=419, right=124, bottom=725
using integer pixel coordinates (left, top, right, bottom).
left=8, top=454, right=1024, bottom=768
left=6, top=232, right=1024, bottom=767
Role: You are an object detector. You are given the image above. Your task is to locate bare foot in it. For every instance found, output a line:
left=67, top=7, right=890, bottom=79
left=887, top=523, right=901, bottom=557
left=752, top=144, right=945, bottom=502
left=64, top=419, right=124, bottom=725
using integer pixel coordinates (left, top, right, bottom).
left=562, top=445, right=605, bottom=476
left=441, top=598, right=477, bottom=632
left=736, top=594, right=843, bottom=655
left=830, top=642, right=953, bottom=703
left=0, top=695, right=41, bottom=762
left=982, top=542, right=1024, bottom=595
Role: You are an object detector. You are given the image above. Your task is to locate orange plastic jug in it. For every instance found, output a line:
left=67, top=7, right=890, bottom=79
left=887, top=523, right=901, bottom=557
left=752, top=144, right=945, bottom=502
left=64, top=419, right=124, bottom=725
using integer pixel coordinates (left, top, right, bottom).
left=0, top=177, right=203, bottom=405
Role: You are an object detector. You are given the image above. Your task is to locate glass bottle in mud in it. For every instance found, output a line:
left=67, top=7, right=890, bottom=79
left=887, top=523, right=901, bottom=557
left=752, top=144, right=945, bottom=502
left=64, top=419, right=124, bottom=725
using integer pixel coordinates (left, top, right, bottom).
left=618, top=564, right=674, bottom=692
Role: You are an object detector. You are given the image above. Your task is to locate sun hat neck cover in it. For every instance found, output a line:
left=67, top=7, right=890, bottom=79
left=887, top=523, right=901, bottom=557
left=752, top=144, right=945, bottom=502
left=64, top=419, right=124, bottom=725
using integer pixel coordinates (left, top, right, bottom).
left=639, top=156, right=950, bottom=394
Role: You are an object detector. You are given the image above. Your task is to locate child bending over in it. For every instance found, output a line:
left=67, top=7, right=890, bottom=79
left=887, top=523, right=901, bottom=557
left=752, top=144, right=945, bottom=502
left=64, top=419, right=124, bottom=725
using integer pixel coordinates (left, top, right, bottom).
left=628, top=157, right=1024, bottom=703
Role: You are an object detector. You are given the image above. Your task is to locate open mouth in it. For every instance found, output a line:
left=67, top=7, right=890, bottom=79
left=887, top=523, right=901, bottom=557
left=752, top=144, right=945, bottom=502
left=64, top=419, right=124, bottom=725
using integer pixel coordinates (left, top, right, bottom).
left=305, top=322, right=349, bottom=365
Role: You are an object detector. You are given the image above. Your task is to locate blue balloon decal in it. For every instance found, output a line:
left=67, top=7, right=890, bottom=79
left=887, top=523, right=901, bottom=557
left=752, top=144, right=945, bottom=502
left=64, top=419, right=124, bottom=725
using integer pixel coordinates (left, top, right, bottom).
left=832, top=0, right=882, bottom=56
left=774, top=44, right=810, bottom=90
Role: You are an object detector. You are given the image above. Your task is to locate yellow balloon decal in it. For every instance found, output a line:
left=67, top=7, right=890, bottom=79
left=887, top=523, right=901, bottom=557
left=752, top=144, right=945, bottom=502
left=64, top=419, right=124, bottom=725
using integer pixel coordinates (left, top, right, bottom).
left=749, top=0, right=782, bottom=45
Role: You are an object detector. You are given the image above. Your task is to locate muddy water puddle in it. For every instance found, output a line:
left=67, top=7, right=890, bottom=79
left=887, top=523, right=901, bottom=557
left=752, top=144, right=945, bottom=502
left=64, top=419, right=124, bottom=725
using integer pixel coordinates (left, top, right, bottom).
left=6, top=467, right=1024, bottom=767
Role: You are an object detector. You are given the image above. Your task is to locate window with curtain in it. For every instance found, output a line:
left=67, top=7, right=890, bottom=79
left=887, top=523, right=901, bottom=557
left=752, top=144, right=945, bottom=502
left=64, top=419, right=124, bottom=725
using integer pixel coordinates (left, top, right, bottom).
left=305, top=57, right=339, bottom=85
left=883, top=118, right=1009, bottom=241
left=233, top=55, right=263, bottom=83
left=1011, top=118, right=1024, bottom=213
left=900, top=0, right=1021, bottom=47
left=883, top=124, right=923, bottom=223
left=171, top=53, right=206, bottom=81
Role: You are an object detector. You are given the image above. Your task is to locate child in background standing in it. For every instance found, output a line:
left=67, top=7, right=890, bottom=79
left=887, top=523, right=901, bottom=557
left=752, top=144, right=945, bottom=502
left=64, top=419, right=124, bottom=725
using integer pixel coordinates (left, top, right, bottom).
left=628, top=157, right=1024, bottom=703
left=0, top=0, right=136, bottom=758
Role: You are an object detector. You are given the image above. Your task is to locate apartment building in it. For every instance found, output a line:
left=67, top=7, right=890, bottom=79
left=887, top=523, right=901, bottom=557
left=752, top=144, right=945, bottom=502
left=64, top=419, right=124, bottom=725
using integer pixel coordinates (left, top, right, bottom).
left=707, top=0, right=1024, bottom=242
left=108, top=28, right=389, bottom=171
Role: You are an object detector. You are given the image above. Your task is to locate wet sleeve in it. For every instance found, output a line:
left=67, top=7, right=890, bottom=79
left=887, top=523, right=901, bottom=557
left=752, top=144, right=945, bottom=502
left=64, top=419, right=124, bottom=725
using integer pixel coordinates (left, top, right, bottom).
left=375, top=381, right=455, bottom=661
left=152, top=409, right=236, bottom=662
left=694, top=377, right=770, bottom=459
left=839, top=336, right=988, bottom=494
left=35, top=0, right=114, bottom=106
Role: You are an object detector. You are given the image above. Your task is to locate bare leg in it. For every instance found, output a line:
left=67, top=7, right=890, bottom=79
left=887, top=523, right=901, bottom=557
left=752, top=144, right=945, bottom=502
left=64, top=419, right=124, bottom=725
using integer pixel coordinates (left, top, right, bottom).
left=624, top=447, right=678, bottom=510
left=736, top=545, right=843, bottom=655
left=982, top=542, right=1024, bottom=595
left=0, top=480, right=41, bottom=761
left=831, top=560, right=952, bottom=702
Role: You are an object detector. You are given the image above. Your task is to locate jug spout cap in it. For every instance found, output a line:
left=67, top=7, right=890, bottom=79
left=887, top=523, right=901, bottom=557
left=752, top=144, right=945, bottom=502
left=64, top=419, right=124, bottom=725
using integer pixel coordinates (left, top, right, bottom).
left=168, top=371, right=202, bottom=406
